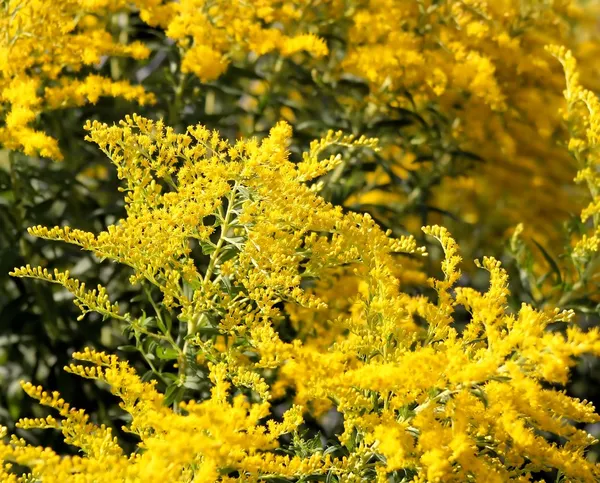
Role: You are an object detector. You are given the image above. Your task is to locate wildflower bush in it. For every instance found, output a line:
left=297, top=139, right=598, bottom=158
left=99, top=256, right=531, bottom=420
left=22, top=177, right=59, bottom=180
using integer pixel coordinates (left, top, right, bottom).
left=2, top=0, right=600, bottom=481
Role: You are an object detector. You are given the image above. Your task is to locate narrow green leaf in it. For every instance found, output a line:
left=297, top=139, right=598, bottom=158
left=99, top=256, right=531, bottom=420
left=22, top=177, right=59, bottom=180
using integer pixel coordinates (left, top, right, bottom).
left=532, top=239, right=563, bottom=286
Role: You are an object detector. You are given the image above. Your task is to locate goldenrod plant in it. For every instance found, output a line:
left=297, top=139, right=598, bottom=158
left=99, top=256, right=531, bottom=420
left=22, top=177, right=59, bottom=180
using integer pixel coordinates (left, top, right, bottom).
left=0, top=113, right=599, bottom=481
left=2, top=1, right=600, bottom=482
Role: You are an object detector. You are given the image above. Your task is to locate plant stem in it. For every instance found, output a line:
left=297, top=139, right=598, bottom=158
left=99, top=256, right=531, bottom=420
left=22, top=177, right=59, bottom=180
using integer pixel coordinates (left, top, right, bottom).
left=179, top=184, right=238, bottom=378
left=168, top=69, right=187, bottom=129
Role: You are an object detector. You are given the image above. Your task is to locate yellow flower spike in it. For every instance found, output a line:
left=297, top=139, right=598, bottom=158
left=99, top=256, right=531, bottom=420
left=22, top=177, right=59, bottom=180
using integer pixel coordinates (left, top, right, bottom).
left=419, top=225, right=462, bottom=337
left=281, top=33, right=329, bottom=58
left=549, top=45, right=600, bottom=259
left=17, top=380, right=123, bottom=459
left=232, top=368, right=271, bottom=401
left=296, top=129, right=379, bottom=182
left=16, top=415, right=60, bottom=431
left=422, top=225, right=462, bottom=290
left=10, top=265, right=124, bottom=322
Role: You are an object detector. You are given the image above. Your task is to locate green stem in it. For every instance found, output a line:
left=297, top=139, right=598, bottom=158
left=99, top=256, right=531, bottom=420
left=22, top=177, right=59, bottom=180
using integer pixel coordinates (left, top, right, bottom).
left=144, top=283, right=168, bottom=333
left=168, top=69, right=187, bottom=129
left=9, top=151, right=26, bottom=248
left=204, top=185, right=237, bottom=282
left=140, top=350, right=170, bottom=386
left=179, top=184, right=238, bottom=378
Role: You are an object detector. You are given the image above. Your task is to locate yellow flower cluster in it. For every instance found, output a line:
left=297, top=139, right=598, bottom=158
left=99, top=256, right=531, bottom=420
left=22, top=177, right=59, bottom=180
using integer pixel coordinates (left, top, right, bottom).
left=4, top=0, right=597, bottom=243
left=273, top=228, right=600, bottom=481
left=7, top=117, right=600, bottom=481
left=549, top=45, right=600, bottom=259
left=80, top=0, right=596, bottom=246
left=0, top=0, right=155, bottom=159
left=341, top=0, right=600, bottom=244
left=160, top=0, right=331, bottom=82
left=19, top=114, right=387, bottom=319
left=0, top=349, right=332, bottom=482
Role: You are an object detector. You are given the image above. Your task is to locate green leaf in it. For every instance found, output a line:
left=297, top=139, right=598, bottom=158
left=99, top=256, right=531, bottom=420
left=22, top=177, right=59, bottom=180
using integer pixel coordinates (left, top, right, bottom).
left=164, top=384, right=185, bottom=406
left=140, top=370, right=155, bottom=383
left=162, top=373, right=179, bottom=383
left=156, top=346, right=179, bottom=360
left=199, top=240, right=216, bottom=255
left=155, top=315, right=167, bottom=334
left=532, top=239, right=563, bottom=286
left=117, top=345, right=138, bottom=352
